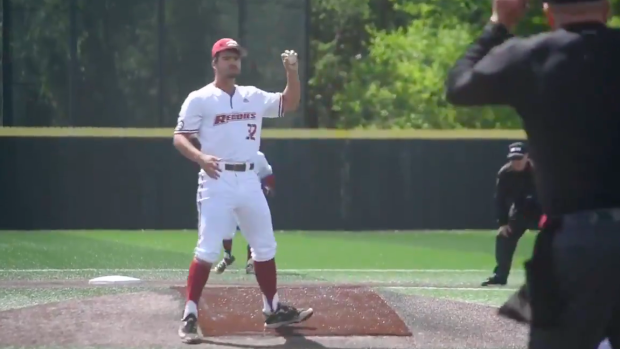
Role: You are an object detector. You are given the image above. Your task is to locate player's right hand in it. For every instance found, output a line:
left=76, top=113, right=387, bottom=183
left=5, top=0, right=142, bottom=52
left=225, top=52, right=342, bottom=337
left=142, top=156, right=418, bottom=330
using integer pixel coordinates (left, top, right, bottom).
left=281, top=50, right=298, bottom=72
left=197, top=154, right=222, bottom=179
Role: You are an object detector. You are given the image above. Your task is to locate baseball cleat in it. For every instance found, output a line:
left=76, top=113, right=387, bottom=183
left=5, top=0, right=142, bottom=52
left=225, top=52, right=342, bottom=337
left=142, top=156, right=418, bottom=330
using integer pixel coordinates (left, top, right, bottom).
left=178, top=313, right=200, bottom=344
left=245, top=259, right=255, bottom=274
left=213, top=255, right=235, bottom=274
left=264, top=304, right=314, bottom=328
left=481, top=275, right=507, bottom=286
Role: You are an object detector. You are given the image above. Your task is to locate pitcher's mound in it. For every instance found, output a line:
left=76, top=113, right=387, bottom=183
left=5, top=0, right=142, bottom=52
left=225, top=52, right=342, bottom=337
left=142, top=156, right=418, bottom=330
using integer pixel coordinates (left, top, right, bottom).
left=174, top=285, right=412, bottom=337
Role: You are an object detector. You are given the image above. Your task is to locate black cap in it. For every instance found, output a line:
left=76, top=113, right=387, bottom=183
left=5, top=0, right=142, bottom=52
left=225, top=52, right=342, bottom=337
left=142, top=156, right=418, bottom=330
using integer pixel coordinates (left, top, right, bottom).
left=546, top=0, right=600, bottom=3
left=507, top=142, right=527, bottom=160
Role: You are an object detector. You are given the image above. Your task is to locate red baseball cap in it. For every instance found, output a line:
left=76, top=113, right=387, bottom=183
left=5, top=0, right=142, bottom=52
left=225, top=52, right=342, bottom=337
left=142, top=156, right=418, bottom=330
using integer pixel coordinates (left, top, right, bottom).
left=211, top=38, right=247, bottom=58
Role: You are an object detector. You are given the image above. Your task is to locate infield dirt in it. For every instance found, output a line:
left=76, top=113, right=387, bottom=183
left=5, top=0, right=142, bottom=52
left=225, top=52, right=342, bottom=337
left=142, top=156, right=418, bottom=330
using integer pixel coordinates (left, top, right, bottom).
left=0, top=282, right=527, bottom=349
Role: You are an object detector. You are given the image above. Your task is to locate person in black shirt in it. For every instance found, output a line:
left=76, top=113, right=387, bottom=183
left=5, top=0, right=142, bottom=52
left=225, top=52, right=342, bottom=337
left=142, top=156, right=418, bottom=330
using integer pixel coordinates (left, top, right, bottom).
left=444, top=0, right=620, bottom=348
left=482, top=142, right=540, bottom=287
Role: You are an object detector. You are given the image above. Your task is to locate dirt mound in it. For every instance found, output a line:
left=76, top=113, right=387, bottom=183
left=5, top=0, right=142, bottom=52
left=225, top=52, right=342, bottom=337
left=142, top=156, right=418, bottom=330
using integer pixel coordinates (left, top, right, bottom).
left=0, top=286, right=527, bottom=348
left=379, top=289, right=528, bottom=348
left=173, top=285, right=411, bottom=337
left=0, top=290, right=183, bottom=348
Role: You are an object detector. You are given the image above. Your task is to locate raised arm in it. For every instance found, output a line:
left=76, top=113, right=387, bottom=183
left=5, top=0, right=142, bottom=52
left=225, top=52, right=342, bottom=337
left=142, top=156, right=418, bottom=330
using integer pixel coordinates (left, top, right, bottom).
left=445, top=23, right=530, bottom=106
left=280, top=50, right=300, bottom=113
left=259, top=50, right=301, bottom=118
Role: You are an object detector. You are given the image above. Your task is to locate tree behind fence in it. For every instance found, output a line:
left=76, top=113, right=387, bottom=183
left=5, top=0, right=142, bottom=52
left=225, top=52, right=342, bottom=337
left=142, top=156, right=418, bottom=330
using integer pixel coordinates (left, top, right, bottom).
left=1, top=0, right=308, bottom=128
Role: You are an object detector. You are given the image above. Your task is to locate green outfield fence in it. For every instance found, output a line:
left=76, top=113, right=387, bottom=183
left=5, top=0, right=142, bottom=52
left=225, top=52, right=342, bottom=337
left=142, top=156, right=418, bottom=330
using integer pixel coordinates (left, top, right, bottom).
left=0, top=130, right=524, bottom=231
left=0, top=0, right=310, bottom=129
left=0, top=127, right=526, bottom=231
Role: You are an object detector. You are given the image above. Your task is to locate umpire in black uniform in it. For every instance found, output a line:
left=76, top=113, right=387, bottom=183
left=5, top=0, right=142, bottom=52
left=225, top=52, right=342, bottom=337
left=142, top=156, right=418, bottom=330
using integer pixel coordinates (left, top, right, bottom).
left=482, top=142, right=540, bottom=287
left=444, top=0, right=620, bottom=348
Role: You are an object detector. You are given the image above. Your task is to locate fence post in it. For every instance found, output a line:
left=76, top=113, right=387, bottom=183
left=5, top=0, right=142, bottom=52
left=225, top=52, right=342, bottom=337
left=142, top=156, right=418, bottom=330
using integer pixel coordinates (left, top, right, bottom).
left=237, top=0, right=246, bottom=85
left=2, top=0, right=13, bottom=126
left=68, top=0, right=77, bottom=126
left=237, top=0, right=246, bottom=45
left=158, top=0, right=166, bottom=127
left=303, top=0, right=316, bottom=128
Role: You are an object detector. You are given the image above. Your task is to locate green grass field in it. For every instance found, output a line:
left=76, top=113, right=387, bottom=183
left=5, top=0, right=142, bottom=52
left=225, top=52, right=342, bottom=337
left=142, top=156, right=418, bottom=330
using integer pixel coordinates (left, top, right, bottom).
left=0, top=230, right=535, bottom=311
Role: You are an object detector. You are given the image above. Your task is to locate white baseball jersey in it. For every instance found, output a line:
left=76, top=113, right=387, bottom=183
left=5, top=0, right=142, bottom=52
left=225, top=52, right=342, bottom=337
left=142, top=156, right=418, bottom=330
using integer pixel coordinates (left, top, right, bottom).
left=174, top=83, right=284, bottom=163
left=254, top=151, right=273, bottom=179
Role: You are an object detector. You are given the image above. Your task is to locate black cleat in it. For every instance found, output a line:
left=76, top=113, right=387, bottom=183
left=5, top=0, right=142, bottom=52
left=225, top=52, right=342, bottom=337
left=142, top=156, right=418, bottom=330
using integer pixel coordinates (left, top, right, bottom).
left=213, top=255, right=235, bottom=274
left=264, top=304, right=314, bottom=329
left=178, top=314, right=200, bottom=344
left=481, top=275, right=507, bottom=286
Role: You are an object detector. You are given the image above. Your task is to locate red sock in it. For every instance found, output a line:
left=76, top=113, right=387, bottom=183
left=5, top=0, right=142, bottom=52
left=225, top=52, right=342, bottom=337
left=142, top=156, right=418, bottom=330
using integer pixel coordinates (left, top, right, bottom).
left=187, top=258, right=211, bottom=304
left=254, top=258, right=278, bottom=310
left=247, top=244, right=252, bottom=261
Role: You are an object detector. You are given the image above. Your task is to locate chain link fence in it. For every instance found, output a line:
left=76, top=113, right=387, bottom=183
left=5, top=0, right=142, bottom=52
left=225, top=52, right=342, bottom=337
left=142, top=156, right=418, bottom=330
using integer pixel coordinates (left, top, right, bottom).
left=1, top=0, right=308, bottom=128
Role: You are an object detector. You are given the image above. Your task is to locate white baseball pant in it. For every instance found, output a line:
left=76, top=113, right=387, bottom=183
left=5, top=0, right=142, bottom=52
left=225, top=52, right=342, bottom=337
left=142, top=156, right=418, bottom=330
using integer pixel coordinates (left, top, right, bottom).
left=194, top=164, right=276, bottom=263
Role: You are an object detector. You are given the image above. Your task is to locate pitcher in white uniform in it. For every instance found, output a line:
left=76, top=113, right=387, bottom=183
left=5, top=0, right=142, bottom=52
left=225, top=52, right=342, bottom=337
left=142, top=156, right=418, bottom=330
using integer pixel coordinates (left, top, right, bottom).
left=172, top=38, right=313, bottom=344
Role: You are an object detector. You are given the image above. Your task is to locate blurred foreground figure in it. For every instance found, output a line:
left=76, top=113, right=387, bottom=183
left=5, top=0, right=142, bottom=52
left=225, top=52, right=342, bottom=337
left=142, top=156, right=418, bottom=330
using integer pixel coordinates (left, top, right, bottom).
left=445, top=0, right=620, bottom=348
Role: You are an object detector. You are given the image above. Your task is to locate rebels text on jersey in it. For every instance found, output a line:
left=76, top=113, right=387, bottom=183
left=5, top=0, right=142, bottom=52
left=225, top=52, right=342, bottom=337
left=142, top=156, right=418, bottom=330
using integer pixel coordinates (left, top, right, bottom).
left=174, top=83, right=284, bottom=162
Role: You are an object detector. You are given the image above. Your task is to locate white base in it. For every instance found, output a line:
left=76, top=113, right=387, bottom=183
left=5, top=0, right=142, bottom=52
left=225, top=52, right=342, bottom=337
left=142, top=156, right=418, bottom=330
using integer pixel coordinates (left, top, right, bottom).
left=88, top=275, right=142, bottom=285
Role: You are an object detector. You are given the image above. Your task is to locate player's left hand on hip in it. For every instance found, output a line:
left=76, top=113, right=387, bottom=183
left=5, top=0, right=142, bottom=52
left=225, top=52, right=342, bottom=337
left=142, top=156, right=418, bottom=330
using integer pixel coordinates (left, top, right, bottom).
left=281, top=50, right=298, bottom=72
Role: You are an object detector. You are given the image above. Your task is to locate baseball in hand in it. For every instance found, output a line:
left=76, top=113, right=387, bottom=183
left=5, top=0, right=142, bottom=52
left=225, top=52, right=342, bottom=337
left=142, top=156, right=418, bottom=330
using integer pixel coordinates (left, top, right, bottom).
left=281, top=50, right=298, bottom=70
left=286, top=51, right=297, bottom=64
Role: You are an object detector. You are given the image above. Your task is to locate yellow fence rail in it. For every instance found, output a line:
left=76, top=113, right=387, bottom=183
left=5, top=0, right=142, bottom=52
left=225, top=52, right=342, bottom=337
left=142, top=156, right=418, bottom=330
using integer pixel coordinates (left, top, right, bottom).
left=0, top=127, right=526, bottom=140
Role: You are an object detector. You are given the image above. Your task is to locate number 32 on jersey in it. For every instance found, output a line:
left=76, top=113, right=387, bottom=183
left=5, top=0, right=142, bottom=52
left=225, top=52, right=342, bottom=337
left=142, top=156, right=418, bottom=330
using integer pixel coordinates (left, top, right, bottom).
left=246, top=123, right=257, bottom=140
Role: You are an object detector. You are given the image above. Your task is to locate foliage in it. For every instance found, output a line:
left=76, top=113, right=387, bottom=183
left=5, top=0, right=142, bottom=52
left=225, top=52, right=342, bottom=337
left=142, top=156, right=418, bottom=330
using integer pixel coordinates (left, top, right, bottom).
left=4, top=0, right=620, bottom=129
left=330, top=15, right=520, bottom=129
left=306, top=0, right=410, bottom=127
left=4, top=0, right=302, bottom=127
left=309, top=0, right=620, bottom=129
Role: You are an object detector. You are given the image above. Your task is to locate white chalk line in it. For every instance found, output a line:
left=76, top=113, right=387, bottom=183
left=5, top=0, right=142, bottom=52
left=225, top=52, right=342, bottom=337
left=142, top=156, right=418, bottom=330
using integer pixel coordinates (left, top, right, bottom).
left=0, top=268, right=525, bottom=273
left=385, top=286, right=517, bottom=308
left=385, top=286, right=518, bottom=291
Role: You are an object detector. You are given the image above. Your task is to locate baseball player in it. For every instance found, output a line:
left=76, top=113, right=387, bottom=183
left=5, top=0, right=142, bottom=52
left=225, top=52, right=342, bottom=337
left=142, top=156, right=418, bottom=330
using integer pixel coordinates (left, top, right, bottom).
left=214, top=150, right=275, bottom=275
left=172, top=38, right=313, bottom=344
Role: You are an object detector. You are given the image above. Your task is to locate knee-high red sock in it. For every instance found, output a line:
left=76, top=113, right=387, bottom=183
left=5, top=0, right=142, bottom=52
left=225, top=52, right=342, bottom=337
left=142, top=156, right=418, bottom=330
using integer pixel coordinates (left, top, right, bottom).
left=254, top=258, right=278, bottom=311
left=247, top=244, right=252, bottom=261
left=187, top=258, right=211, bottom=304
